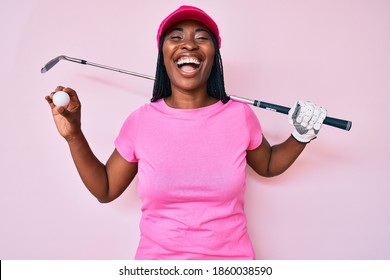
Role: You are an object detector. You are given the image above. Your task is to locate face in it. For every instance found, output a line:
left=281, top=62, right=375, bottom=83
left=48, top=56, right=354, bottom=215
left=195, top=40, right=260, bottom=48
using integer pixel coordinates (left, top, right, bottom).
left=162, top=20, right=215, bottom=94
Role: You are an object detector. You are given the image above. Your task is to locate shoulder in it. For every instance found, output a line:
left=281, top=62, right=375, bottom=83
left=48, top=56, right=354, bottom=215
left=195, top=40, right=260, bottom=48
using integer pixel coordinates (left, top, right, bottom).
left=227, top=99, right=262, bottom=131
left=123, top=100, right=162, bottom=120
left=224, top=99, right=257, bottom=117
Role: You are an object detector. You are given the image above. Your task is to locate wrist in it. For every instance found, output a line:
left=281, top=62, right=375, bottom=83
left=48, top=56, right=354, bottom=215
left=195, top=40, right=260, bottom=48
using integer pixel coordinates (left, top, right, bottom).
left=65, top=130, right=85, bottom=145
left=291, top=130, right=316, bottom=143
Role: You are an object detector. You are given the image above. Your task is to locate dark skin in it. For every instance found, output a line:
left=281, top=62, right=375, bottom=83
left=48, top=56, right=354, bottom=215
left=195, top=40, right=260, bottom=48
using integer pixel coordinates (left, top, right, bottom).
left=45, top=20, right=305, bottom=203
left=45, top=88, right=137, bottom=203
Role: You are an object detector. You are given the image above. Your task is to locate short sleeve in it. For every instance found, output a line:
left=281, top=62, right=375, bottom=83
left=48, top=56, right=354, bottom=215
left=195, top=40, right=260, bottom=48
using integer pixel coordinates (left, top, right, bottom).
left=244, top=104, right=263, bottom=150
left=114, top=109, right=140, bottom=163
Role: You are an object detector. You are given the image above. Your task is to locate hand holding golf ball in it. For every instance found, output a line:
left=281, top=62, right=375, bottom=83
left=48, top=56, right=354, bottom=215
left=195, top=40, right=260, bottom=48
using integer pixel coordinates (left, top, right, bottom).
left=46, top=87, right=82, bottom=141
left=52, top=91, right=70, bottom=107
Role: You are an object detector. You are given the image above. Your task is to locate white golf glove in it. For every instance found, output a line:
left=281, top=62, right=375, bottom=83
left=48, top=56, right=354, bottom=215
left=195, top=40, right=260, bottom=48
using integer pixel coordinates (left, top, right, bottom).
left=288, top=101, right=327, bottom=143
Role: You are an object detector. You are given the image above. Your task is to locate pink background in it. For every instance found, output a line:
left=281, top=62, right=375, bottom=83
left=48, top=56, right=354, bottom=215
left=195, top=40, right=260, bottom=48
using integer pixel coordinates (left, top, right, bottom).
left=1, top=0, right=389, bottom=259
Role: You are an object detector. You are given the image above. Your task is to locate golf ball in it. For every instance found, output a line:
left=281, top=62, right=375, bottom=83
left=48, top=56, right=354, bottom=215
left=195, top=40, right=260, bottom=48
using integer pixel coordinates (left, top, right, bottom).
left=53, top=91, right=70, bottom=107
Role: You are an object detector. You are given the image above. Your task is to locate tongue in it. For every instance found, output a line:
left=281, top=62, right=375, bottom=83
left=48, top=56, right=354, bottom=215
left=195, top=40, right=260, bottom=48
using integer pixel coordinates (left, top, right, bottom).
left=181, top=64, right=197, bottom=73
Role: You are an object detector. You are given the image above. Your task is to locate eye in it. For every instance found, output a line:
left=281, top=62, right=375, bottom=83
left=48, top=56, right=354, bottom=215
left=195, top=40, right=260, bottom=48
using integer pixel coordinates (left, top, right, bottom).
left=170, top=35, right=182, bottom=41
left=195, top=31, right=211, bottom=42
left=196, top=36, right=209, bottom=41
left=166, top=30, right=183, bottom=41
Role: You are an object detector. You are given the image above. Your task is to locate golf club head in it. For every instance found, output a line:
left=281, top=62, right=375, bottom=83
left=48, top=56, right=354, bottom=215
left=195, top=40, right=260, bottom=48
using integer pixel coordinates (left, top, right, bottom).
left=41, top=55, right=66, bottom=73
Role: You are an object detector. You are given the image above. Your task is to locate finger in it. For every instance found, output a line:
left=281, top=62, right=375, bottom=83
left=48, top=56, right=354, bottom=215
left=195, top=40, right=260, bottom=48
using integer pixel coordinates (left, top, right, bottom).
left=307, top=107, right=321, bottom=130
left=62, top=87, right=81, bottom=105
left=288, top=101, right=299, bottom=124
left=301, top=102, right=315, bottom=127
left=45, top=93, right=56, bottom=109
left=57, top=106, right=71, bottom=119
left=314, top=107, right=327, bottom=131
left=55, top=86, right=65, bottom=92
left=295, top=102, right=306, bottom=124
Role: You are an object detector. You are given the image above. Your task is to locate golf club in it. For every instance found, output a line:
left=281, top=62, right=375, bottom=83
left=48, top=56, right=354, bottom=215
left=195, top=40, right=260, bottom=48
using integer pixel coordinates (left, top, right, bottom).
left=41, top=55, right=352, bottom=131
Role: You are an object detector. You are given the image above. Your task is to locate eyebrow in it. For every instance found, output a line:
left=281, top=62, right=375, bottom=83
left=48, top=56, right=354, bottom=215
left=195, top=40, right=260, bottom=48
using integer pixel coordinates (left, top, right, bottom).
left=168, top=27, right=210, bottom=33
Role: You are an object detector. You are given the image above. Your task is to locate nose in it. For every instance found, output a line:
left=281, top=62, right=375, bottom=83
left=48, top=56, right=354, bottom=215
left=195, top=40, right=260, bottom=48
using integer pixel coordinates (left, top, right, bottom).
left=181, top=37, right=198, bottom=50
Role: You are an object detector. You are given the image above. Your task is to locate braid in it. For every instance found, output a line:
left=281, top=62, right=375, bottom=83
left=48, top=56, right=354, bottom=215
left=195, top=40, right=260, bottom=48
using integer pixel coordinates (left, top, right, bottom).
left=207, top=35, right=229, bottom=103
left=151, top=35, right=171, bottom=102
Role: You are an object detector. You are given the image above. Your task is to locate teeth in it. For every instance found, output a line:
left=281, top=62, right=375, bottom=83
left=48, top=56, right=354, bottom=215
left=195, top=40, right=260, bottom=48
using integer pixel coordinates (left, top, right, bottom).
left=176, top=57, right=201, bottom=65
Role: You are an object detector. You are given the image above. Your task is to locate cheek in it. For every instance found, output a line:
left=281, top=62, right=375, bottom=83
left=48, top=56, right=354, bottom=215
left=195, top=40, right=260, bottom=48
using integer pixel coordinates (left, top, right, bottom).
left=204, top=51, right=215, bottom=75
left=162, top=57, right=175, bottom=79
left=162, top=45, right=175, bottom=69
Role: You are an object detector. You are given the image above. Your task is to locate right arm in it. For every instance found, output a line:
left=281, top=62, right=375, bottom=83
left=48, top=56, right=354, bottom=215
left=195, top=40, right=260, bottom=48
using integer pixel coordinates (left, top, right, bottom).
left=46, top=86, right=137, bottom=203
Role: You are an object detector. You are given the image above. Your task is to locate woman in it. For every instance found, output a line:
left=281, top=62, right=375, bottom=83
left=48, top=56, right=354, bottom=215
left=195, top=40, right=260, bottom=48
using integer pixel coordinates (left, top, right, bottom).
left=46, top=6, right=326, bottom=259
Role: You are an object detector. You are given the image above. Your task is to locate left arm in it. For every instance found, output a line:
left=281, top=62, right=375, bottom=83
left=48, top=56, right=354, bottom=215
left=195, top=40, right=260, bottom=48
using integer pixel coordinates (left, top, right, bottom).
left=246, top=135, right=306, bottom=177
left=246, top=100, right=327, bottom=177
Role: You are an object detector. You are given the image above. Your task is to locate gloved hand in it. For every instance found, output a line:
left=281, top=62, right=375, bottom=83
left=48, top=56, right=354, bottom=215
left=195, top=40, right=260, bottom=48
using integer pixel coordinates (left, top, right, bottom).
left=288, top=101, right=327, bottom=143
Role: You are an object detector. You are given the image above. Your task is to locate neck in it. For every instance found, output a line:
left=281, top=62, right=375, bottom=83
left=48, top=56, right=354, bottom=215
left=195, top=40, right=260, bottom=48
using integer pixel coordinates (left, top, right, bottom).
left=165, top=87, right=218, bottom=109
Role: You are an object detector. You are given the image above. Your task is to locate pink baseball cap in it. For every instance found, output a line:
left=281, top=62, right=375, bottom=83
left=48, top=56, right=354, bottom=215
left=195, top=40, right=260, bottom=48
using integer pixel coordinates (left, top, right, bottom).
left=157, top=5, right=221, bottom=49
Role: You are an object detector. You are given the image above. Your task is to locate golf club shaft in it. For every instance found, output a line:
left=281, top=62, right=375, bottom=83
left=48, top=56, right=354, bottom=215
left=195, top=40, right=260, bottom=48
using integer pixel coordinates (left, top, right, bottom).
left=41, top=55, right=155, bottom=80
left=41, top=55, right=352, bottom=131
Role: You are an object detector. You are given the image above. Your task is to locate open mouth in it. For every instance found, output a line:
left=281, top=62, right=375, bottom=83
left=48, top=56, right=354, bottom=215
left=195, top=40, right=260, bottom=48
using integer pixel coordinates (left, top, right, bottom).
left=175, top=57, right=201, bottom=73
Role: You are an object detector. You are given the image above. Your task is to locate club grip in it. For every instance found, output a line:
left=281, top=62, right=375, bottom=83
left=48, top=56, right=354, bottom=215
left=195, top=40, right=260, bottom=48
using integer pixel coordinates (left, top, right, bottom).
left=255, top=101, right=352, bottom=131
left=322, top=116, right=352, bottom=131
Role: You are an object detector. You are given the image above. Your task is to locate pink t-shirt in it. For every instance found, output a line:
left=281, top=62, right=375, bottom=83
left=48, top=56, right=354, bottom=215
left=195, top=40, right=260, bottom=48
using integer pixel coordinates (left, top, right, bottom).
left=115, top=99, right=262, bottom=259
